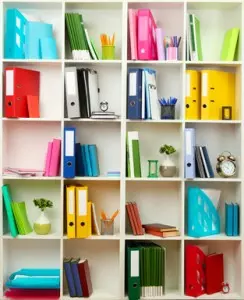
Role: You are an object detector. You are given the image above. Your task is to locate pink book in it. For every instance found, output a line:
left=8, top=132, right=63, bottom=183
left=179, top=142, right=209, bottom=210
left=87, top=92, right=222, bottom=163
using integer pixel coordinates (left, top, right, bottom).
left=137, top=9, right=157, bottom=60
left=156, top=28, right=165, bottom=60
left=44, top=141, right=53, bottom=176
left=129, top=9, right=138, bottom=60
left=49, top=139, right=61, bottom=176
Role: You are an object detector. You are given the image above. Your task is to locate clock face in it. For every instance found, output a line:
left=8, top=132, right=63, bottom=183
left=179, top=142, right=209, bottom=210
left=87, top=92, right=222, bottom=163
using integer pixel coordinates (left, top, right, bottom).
left=100, top=101, right=108, bottom=112
left=220, top=160, right=235, bottom=177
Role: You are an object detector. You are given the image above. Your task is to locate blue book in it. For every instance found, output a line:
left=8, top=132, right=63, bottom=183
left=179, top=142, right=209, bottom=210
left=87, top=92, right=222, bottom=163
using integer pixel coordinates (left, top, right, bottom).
left=75, top=143, right=84, bottom=176
left=81, top=145, right=88, bottom=176
left=89, top=145, right=100, bottom=177
left=70, top=259, right=83, bottom=297
left=25, top=21, right=53, bottom=59
left=233, top=203, right=239, bottom=236
left=225, top=202, right=233, bottom=236
left=40, top=37, right=57, bottom=59
left=84, top=145, right=92, bottom=177
left=5, top=9, right=27, bottom=59
left=63, top=259, right=76, bottom=297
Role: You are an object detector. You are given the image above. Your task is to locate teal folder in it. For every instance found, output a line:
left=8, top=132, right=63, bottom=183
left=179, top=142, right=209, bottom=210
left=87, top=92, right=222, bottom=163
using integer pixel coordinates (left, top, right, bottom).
left=233, top=203, right=239, bottom=236
left=84, top=144, right=92, bottom=176
left=225, top=202, right=233, bottom=236
left=88, top=145, right=100, bottom=177
left=40, top=37, right=58, bottom=59
left=2, top=185, right=18, bottom=237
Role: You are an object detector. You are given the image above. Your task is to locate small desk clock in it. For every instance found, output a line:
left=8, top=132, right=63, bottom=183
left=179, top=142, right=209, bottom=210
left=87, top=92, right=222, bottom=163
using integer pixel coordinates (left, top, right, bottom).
left=216, top=151, right=236, bottom=178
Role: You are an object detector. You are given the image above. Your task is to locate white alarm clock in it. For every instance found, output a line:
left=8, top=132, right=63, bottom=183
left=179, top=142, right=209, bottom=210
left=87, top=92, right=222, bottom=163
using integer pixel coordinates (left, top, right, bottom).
left=216, top=151, right=236, bottom=178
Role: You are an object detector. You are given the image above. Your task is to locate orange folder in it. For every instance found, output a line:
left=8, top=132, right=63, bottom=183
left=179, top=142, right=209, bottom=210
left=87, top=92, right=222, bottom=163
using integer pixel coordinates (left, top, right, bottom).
left=27, top=95, right=39, bottom=118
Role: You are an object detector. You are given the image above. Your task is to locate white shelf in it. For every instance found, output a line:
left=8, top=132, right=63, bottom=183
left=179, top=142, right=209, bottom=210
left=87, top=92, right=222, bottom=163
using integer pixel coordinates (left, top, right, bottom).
left=127, top=60, right=183, bottom=66
left=3, top=59, right=62, bottom=64
left=184, top=233, right=242, bottom=241
left=3, top=232, right=61, bottom=239
left=66, top=176, right=120, bottom=181
left=64, top=234, right=121, bottom=240
left=126, top=234, right=182, bottom=240
left=65, top=59, right=122, bottom=65
left=185, top=178, right=242, bottom=182
left=126, top=177, right=181, bottom=182
left=64, top=118, right=121, bottom=123
left=2, top=176, right=61, bottom=180
left=126, top=119, right=182, bottom=123
left=2, top=118, right=61, bottom=122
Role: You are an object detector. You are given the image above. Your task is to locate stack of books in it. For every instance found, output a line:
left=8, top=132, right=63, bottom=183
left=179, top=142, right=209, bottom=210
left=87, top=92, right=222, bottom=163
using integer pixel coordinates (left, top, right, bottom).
left=44, top=139, right=61, bottom=177
left=126, top=202, right=144, bottom=235
left=142, top=223, right=180, bottom=238
left=65, top=13, right=99, bottom=60
left=75, top=144, right=100, bottom=177
left=225, top=202, right=240, bottom=236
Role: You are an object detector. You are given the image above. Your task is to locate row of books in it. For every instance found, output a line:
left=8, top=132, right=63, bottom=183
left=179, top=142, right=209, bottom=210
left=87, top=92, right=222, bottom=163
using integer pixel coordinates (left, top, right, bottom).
left=75, top=144, right=100, bottom=177
left=65, top=185, right=100, bottom=239
left=2, top=185, right=32, bottom=237
left=65, top=13, right=99, bottom=60
left=127, top=68, right=159, bottom=120
left=225, top=202, right=239, bottom=236
left=195, top=145, right=214, bottom=178
left=63, top=258, right=93, bottom=298
left=126, top=242, right=165, bottom=299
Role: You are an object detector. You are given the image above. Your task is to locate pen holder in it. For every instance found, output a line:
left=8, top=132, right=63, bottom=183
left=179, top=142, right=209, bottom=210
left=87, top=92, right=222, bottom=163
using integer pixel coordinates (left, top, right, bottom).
left=102, top=46, right=115, bottom=60
left=101, top=219, right=114, bottom=235
left=166, top=47, right=178, bottom=61
left=161, top=105, right=175, bottom=119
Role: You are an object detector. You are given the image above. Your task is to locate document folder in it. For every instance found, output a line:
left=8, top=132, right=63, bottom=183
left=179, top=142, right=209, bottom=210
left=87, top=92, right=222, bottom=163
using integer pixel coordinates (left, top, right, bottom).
left=63, top=127, right=76, bottom=178
left=76, top=186, right=89, bottom=238
left=66, top=185, right=76, bottom=239
left=127, top=68, right=142, bottom=119
left=185, top=70, right=201, bottom=120
left=127, top=244, right=141, bottom=300
left=184, top=128, right=196, bottom=178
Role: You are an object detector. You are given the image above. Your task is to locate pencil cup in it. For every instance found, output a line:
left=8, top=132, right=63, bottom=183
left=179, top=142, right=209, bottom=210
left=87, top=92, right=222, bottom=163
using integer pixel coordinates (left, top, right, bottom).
left=166, top=47, right=178, bottom=61
left=161, top=105, right=175, bottom=120
left=101, top=219, right=114, bottom=235
left=102, top=46, right=115, bottom=60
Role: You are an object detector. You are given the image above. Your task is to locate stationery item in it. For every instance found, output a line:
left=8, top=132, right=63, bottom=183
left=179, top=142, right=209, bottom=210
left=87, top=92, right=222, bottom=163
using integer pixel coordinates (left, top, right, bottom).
left=70, top=258, right=83, bottom=297
left=64, top=67, right=81, bottom=119
left=221, top=28, right=239, bottom=61
left=66, top=185, right=76, bottom=239
left=156, top=28, right=165, bottom=60
left=84, top=145, right=92, bottom=177
left=88, top=69, right=100, bottom=113
left=107, top=171, right=120, bottom=177
left=11, top=201, right=33, bottom=235
left=27, top=95, right=39, bottom=118
left=126, top=203, right=137, bottom=235
left=128, top=9, right=138, bottom=60
left=91, top=202, right=100, bottom=235
left=76, top=186, right=89, bottom=238
left=188, top=14, right=203, bottom=61
left=88, top=145, right=100, bottom=177
left=137, top=9, right=157, bottom=60
left=145, top=229, right=180, bottom=238
left=205, top=253, right=224, bottom=294
left=87, top=201, right=92, bottom=236
left=195, top=146, right=205, bottom=178
left=132, top=202, right=143, bottom=235
left=84, top=29, right=98, bottom=60
left=200, top=146, right=214, bottom=178
left=78, top=259, right=93, bottom=297
left=63, top=127, right=76, bottom=178
left=127, top=68, right=143, bottom=119
left=4, top=67, right=40, bottom=118
left=63, top=259, right=76, bottom=297
left=40, top=37, right=58, bottom=59
left=101, top=219, right=114, bottom=235
left=225, top=202, right=233, bottom=236
left=2, top=185, right=18, bottom=237
left=25, top=21, right=53, bottom=59
left=233, top=203, right=239, bottom=236
left=49, top=139, right=61, bottom=176
left=5, top=9, right=27, bottom=59
left=127, top=131, right=142, bottom=178
left=127, top=245, right=141, bottom=300
left=5, top=269, right=60, bottom=289
left=5, top=289, right=60, bottom=298
left=44, top=141, right=53, bottom=177
left=184, top=128, right=196, bottom=178
left=185, top=70, right=201, bottom=120
left=142, top=223, right=177, bottom=232
left=81, top=145, right=88, bottom=176
left=75, top=143, right=84, bottom=176
left=163, top=36, right=181, bottom=60
left=144, top=68, right=158, bottom=119
left=100, top=33, right=115, bottom=59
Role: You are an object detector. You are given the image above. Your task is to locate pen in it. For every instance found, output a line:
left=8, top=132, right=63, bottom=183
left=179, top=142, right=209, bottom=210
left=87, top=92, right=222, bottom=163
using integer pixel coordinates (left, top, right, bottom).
left=111, top=209, right=119, bottom=221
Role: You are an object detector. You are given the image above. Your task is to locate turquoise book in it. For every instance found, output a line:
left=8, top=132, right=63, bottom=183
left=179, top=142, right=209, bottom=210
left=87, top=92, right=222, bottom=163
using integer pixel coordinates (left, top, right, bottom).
left=225, top=202, right=233, bottom=236
left=88, top=145, right=100, bottom=177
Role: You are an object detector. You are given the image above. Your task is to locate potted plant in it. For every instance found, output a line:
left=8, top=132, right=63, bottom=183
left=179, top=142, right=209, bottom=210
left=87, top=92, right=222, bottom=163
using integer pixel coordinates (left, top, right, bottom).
left=33, top=198, right=53, bottom=235
left=159, top=144, right=177, bottom=177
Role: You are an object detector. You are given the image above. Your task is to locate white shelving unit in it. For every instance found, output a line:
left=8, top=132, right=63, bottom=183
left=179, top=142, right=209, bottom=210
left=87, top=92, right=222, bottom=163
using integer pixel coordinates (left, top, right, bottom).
left=0, top=0, right=243, bottom=299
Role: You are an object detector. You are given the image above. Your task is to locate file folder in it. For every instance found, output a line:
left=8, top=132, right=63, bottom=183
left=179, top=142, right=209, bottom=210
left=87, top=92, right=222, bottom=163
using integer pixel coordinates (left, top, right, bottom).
left=44, top=141, right=53, bottom=177
left=233, top=203, right=239, bottom=236
left=88, top=69, right=100, bottom=113
left=156, top=28, right=165, bottom=60
left=128, top=9, right=138, bottom=60
left=66, top=185, right=76, bottom=239
left=205, top=253, right=224, bottom=295
left=144, top=68, right=158, bottom=119
left=184, top=128, right=196, bottom=178
left=49, top=139, right=61, bottom=176
left=5, top=9, right=27, bottom=59
left=40, top=37, right=58, bottom=59
left=127, top=245, right=141, bottom=300
left=76, top=186, right=89, bottom=238
left=65, top=67, right=81, bottom=119
left=89, top=144, right=100, bottom=177
left=87, top=201, right=92, bottom=237
left=127, top=68, right=142, bottom=119
left=63, top=259, right=76, bottom=297
left=4, top=67, right=40, bottom=118
left=137, top=9, right=157, bottom=60
left=64, top=127, right=76, bottom=178
left=221, top=28, right=239, bottom=61
left=185, top=70, right=201, bottom=120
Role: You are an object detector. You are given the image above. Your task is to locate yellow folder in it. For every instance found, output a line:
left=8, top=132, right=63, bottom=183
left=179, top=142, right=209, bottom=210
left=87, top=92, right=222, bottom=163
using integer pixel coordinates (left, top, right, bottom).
left=76, top=186, right=89, bottom=238
left=201, top=70, right=235, bottom=120
left=66, top=185, right=76, bottom=239
left=87, top=201, right=92, bottom=237
left=185, top=70, right=201, bottom=120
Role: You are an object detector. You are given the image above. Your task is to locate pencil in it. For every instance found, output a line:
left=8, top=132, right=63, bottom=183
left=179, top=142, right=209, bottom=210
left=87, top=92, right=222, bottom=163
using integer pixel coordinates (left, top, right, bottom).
left=111, top=209, right=119, bottom=221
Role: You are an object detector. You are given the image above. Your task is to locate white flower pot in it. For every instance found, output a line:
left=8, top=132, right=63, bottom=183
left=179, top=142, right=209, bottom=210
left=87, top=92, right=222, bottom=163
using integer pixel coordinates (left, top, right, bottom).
left=34, top=211, right=51, bottom=235
left=160, top=155, right=176, bottom=177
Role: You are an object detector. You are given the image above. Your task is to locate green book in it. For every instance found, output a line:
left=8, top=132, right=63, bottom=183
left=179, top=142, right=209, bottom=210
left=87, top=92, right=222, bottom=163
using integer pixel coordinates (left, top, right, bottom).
left=220, top=28, right=239, bottom=61
left=11, top=202, right=32, bottom=235
left=127, top=131, right=141, bottom=178
left=189, top=14, right=203, bottom=61
left=65, top=13, right=75, bottom=51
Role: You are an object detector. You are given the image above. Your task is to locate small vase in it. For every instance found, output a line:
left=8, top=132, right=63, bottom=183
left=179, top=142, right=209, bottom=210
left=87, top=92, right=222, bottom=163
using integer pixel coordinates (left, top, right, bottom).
left=34, top=211, right=51, bottom=235
left=160, top=155, right=176, bottom=177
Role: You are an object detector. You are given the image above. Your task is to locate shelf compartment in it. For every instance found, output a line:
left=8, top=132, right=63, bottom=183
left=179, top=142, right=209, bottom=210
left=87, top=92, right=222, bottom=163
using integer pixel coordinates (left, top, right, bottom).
left=185, top=123, right=241, bottom=178
left=126, top=122, right=182, bottom=178
left=63, top=240, right=120, bottom=299
left=126, top=181, right=182, bottom=233
left=184, top=240, right=242, bottom=297
left=64, top=180, right=120, bottom=235
left=185, top=181, right=241, bottom=236
left=3, top=180, right=62, bottom=237
left=3, top=2, right=63, bottom=59
left=64, top=121, right=121, bottom=176
left=65, top=2, right=122, bottom=60
left=187, top=2, right=242, bottom=61
left=2, top=121, right=61, bottom=171
left=3, top=62, right=63, bottom=119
